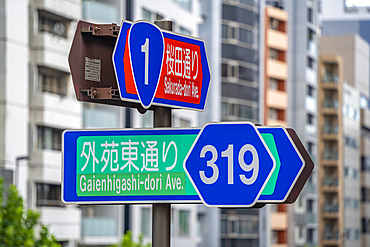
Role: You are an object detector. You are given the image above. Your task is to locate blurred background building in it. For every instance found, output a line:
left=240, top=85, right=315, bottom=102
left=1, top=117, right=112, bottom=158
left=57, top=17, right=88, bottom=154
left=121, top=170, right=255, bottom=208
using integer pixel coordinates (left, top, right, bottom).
left=4, top=0, right=370, bottom=247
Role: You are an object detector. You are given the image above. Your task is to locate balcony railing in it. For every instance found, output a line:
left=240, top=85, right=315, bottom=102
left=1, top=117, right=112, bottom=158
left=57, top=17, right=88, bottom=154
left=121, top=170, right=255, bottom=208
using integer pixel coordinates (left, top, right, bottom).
left=323, top=177, right=338, bottom=187
left=323, top=204, right=339, bottom=213
left=323, top=100, right=339, bottom=109
left=324, top=230, right=339, bottom=240
left=323, top=152, right=338, bottom=160
left=323, top=125, right=339, bottom=134
left=81, top=218, right=118, bottom=237
left=323, top=74, right=339, bottom=84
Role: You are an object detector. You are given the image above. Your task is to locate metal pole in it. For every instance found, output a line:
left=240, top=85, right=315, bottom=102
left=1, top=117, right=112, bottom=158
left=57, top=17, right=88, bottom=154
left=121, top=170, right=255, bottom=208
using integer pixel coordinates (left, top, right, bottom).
left=152, top=19, right=173, bottom=247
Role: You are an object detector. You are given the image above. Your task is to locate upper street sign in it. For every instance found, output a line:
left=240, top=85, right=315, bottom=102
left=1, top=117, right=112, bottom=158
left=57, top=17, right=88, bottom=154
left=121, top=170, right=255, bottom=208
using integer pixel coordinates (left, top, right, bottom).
left=184, top=122, right=276, bottom=207
left=112, top=20, right=211, bottom=110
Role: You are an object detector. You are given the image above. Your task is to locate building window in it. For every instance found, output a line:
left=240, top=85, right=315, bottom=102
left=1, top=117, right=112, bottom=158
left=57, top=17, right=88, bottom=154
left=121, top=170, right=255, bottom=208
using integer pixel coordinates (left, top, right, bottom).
left=173, top=0, right=192, bottom=11
left=269, top=108, right=278, bottom=120
left=38, top=66, right=68, bottom=96
left=141, top=208, right=152, bottom=237
left=37, top=126, right=63, bottom=151
left=179, top=26, right=191, bottom=36
left=270, top=17, right=279, bottom=31
left=307, top=57, right=315, bottom=69
left=307, top=113, right=314, bottom=125
left=307, top=228, right=315, bottom=243
left=179, top=210, right=190, bottom=237
left=142, top=8, right=152, bottom=21
left=307, top=85, right=314, bottom=96
left=269, top=48, right=279, bottom=60
left=307, top=8, right=313, bottom=23
left=228, top=22, right=239, bottom=43
left=239, top=28, right=253, bottom=44
left=360, top=94, right=368, bottom=109
left=269, top=78, right=279, bottom=90
left=38, top=10, right=69, bottom=38
left=36, top=183, right=63, bottom=207
left=227, top=61, right=239, bottom=82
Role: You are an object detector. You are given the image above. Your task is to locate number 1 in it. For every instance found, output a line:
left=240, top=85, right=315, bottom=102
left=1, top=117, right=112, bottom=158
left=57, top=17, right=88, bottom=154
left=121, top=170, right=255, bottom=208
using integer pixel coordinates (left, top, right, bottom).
left=141, top=38, right=149, bottom=85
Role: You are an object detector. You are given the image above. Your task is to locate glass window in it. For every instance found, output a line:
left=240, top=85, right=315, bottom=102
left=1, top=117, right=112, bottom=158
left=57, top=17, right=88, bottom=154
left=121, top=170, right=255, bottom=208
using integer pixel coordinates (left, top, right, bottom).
left=38, top=66, right=68, bottom=96
left=37, top=126, right=63, bottom=151
left=179, top=210, right=190, bottom=237
left=307, top=113, right=314, bottom=125
left=270, top=18, right=279, bottom=30
left=36, top=183, right=63, bottom=207
left=179, top=26, right=191, bottom=36
left=239, top=28, right=253, bottom=44
left=360, top=94, right=368, bottom=109
left=269, top=48, right=279, bottom=60
left=142, top=8, right=151, bottom=21
left=307, top=85, right=314, bottom=96
left=269, top=108, right=278, bottom=120
left=269, top=78, right=279, bottom=90
left=141, top=208, right=152, bottom=237
left=38, top=10, right=69, bottom=38
left=222, top=24, right=228, bottom=38
left=307, top=8, right=313, bottom=23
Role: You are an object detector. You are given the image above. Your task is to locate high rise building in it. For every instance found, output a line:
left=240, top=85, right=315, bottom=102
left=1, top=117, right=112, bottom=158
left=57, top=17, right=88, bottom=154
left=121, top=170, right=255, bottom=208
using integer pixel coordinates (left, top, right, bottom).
left=264, top=0, right=319, bottom=246
left=318, top=34, right=369, bottom=247
left=260, top=5, right=289, bottom=247
left=1, top=0, right=84, bottom=246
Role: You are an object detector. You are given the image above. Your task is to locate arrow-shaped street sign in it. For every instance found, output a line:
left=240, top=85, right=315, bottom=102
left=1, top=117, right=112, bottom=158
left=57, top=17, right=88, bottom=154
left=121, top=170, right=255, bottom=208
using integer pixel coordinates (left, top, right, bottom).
left=62, top=123, right=313, bottom=206
left=112, top=20, right=211, bottom=110
left=257, top=126, right=305, bottom=203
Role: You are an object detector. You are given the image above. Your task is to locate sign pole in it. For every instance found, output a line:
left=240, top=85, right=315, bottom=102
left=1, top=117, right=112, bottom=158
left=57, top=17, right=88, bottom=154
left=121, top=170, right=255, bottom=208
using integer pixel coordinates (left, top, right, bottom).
left=152, top=19, right=172, bottom=247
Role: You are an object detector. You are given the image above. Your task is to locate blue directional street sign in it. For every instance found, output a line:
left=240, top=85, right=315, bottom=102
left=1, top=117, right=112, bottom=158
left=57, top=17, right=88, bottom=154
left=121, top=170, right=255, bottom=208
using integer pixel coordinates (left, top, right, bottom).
left=112, top=20, right=211, bottom=110
left=183, top=122, right=276, bottom=207
left=256, top=126, right=305, bottom=203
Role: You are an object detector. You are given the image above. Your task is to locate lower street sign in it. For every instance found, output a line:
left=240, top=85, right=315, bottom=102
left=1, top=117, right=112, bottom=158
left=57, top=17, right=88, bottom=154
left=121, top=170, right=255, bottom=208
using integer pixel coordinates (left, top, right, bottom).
left=62, top=128, right=201, bottom=204
left=62, top=123, right=313, bottom=206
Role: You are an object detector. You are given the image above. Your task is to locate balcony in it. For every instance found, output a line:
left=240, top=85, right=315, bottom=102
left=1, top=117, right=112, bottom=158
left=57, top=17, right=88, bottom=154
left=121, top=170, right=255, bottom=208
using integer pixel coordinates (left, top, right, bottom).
left=306, top=95, right=317, bottom=113
left=83, top=1, right=120, bottom=24
left=267, top=59, right=287, bottom=80
left=323, top=124, right=339, bottom=134
left=323, top=176, right=338, bottom=186
left=323, top=204, right=339, bottom=216
left=81, top=218, right=118, bottom=237
left=361, top=108, right=370, bottom=129
left=270, top=212, right=287, bottom=230
left=267, top=89, right=287, bottom=109
left=323, top=100, right=339, bottom=109
left=323, top=230, right=339, bottom=240
left=307, top=40, right=317, bottom=57
left=306, top=212, right=317, bottom=224
left=267, top=29, right=288, bottom=51
left=323, top=151, right=338, bottom=161
left=306, top=67, right=317, bottom=85
left=362, top=138, right=370, bottom=156
left=322, top=74, right=339, bottom=84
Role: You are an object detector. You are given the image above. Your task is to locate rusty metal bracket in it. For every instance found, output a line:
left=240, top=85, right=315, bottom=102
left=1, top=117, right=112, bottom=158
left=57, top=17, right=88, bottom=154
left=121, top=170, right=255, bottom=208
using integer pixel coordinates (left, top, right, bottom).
left=81, top=23, right=120, bottom=37
left=81, top=87, right=120, bottom=99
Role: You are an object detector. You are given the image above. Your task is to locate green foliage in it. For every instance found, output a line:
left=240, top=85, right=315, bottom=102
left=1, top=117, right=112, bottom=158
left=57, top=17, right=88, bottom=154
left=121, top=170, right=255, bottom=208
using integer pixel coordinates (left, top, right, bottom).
left=0, top=177, right=60, bottom=247
left=111, top=230, right=151, bottom=247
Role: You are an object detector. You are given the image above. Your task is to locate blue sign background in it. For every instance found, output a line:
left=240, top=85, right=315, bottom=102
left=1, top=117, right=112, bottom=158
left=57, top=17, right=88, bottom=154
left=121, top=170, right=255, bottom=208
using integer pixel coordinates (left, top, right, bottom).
left=257, top=127, right=305, bottom=203
left=128, top=22, right=164, bottom=108
left=112, top=21, right=211, bottom=111
left=184, top=123, right=276, bottom=207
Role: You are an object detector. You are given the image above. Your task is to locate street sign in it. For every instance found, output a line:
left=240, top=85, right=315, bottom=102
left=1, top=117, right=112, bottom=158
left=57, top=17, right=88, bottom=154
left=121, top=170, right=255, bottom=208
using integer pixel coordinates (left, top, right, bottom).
left=62, top=128, right=201, bottom=204
left=183, top=122, right=276, bottom=207
left=62, top=124, right=313, bottom=206
left=112, top=20, right=211, bottom=110
left=256, top=126, right=305, bottom=203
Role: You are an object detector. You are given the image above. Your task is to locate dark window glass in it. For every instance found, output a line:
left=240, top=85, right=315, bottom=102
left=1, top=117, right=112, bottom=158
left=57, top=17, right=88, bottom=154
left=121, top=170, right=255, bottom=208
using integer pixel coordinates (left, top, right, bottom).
left=222, top=44, right=257, bottom=64
left=37, top=126, right=63, bottom=151
left=239, top=28, right=253, bottom=44
left=38, top=10, right=69, bottom=38
left=36, top=183, right=63, bottom=207
left=222, top=5, right=256, bottom=26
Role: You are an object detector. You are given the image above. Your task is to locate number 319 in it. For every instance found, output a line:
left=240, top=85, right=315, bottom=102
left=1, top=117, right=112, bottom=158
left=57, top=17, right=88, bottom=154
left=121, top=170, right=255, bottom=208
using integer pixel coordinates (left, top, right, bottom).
left=199, top=144, right=259, bottom=185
